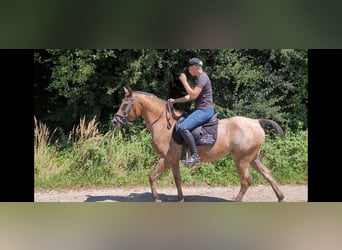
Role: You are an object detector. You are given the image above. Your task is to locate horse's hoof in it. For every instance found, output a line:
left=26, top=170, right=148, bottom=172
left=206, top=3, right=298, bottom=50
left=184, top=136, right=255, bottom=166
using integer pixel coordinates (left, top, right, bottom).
left=278, top=194, right=285, bottom=202
left=154, top=199, right=162, bottom=202
left=178, top=198, right=184, bottom=202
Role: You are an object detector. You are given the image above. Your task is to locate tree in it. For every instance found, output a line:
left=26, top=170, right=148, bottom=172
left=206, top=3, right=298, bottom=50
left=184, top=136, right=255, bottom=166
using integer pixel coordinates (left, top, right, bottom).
left=34, top=49, right=307, bottom=138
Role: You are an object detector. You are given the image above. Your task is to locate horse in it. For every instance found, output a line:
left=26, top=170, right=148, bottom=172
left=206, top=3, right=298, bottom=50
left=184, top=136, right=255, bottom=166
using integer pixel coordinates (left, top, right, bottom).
left=112, top=86, right=285, bottom=202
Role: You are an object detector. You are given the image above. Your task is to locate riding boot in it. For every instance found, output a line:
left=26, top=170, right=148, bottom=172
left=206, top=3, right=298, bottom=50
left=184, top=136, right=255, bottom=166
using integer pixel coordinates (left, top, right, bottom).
left=180, top=129, right=200, bottom=166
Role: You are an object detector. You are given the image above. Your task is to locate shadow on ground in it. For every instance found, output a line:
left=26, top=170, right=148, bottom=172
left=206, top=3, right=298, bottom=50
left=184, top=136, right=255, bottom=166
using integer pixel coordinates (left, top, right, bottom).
left=84, top=192, right=233, bottom=202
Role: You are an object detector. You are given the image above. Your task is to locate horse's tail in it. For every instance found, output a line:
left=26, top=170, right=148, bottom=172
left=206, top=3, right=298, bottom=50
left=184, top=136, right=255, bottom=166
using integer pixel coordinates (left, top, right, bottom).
left=258, top=119, right=284, bottom=138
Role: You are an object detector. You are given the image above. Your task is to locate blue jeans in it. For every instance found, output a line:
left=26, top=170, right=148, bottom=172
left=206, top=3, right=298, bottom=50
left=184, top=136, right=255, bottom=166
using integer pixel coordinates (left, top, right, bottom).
left=178, top=108, right=215, bottom=131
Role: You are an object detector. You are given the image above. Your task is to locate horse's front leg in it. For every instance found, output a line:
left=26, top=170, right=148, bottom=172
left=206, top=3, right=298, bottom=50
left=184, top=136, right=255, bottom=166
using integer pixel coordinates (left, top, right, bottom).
left=149, top=158, right=169, bottom=202
left=171, top=162, right=184, bottom=202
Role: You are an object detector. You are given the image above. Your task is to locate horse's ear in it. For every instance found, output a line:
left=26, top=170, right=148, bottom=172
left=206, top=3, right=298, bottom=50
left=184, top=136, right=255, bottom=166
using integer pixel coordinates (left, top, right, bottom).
left=124, top=86, right=133, bottom=97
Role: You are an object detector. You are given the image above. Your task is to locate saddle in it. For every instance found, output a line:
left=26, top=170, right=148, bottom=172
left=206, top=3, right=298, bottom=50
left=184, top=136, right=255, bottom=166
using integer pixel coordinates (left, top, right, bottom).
left=172, top=113, right=219, bottom=146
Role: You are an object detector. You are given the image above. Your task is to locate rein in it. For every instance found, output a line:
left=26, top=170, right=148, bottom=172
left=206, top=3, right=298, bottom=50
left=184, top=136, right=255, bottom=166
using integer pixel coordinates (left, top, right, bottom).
left=114, top=94, right=181, bottom=130
left=150, top=108, right=164, bottom=128
left=166, top=101, right=181, bottom=129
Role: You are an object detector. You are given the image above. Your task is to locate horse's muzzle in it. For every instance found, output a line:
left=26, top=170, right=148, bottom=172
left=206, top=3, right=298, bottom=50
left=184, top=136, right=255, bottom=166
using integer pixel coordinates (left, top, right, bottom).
left=112, top=115, right=123, bottom=129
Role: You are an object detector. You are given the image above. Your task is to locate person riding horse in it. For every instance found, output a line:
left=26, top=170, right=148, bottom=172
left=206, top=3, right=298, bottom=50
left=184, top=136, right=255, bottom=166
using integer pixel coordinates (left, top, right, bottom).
left=168, top=58, right=215, bottom=166
left=113, top=87, right=285, bottom=202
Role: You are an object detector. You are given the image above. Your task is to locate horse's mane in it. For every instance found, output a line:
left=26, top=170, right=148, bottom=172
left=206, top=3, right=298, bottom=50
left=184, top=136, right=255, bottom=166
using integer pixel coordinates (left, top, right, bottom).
left=133, top=91, right=167, bottom=105
left=133, top=91, right=182, bottom=115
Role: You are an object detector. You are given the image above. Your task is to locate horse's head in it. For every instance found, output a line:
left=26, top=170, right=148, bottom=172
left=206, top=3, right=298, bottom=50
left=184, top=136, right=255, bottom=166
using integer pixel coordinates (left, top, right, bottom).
left=112, top=87, right=137, bottom=129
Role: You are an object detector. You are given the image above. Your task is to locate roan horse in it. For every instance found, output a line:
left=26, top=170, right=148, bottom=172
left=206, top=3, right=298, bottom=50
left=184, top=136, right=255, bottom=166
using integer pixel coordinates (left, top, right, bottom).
left=112, top=87, right=285, bottom=202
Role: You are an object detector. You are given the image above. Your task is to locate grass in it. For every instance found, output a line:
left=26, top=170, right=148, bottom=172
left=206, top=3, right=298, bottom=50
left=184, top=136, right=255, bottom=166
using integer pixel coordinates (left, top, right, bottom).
left=34, top=116, right=308, bottom=189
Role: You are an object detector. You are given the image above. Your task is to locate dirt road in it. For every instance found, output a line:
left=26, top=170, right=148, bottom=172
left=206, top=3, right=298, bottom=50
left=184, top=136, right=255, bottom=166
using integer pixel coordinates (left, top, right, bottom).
left=35, top=184, right=307, bottom=202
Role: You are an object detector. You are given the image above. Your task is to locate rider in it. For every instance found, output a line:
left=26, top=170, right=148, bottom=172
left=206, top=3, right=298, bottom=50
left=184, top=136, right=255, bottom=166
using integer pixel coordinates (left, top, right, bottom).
left=168, top=57, right=215, bottom=166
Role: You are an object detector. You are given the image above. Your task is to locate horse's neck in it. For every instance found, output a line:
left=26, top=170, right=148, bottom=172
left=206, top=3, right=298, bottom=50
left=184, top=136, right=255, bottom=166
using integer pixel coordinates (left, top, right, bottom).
left=137, top=95, right=170, bottom=131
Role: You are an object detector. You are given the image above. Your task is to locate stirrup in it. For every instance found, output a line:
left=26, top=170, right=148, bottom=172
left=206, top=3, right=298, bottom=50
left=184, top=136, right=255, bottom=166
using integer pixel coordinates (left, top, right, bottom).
left=184, top=153, right=200, bottom=166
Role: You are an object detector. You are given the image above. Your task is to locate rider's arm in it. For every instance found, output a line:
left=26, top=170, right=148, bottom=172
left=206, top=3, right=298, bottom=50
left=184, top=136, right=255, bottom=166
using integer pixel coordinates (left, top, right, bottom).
left=170, top=95, right=191, bottom=104
left=179, top=73, right=202, bottom=100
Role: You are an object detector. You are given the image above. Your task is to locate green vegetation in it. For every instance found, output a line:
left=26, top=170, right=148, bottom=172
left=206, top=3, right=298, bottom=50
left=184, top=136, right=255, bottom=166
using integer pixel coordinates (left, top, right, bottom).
left=35, top=49, right=307, bottom=133
left=34, top=49, right=308, bottom=188
left=35, top=117, right=307, bottom=189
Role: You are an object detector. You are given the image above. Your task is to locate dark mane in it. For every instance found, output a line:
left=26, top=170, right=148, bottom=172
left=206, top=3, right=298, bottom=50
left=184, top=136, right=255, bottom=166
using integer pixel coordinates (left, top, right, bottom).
left=133, top=91, right=167, bottom=104
left=133, top=91, right=182, bottom=115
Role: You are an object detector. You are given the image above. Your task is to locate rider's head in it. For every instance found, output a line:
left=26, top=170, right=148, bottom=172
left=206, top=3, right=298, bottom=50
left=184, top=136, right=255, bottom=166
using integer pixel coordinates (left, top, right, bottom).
left=185, top=58, right=203, bottom=76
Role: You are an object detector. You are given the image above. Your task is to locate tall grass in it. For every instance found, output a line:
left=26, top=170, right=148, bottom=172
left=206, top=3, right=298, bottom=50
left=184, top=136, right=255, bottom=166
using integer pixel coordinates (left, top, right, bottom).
left=34, top=116, right=60, bottom=183
left=34, top=116, right=308, bottom=189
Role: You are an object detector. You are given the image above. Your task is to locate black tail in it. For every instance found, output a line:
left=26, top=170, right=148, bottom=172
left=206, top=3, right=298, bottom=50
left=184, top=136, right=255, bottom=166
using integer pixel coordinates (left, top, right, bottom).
left=259, top=119, right=284, bottom=138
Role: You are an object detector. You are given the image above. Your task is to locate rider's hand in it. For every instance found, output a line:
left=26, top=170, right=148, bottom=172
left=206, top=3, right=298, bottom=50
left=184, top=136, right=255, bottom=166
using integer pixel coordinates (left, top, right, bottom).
left=179, top=73, right=187, bottom=83
left=168, top=98, right=176, bottom=104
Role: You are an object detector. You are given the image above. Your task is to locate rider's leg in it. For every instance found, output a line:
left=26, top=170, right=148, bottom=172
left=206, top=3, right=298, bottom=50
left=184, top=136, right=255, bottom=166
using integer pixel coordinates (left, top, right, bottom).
left=179, top=129, right=200, bottom=166
left=178, top=108, right=214, bottom=166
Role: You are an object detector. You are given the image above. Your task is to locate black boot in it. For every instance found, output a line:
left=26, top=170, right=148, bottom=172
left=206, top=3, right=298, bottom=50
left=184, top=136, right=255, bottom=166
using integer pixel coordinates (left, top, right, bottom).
left=180, top=129, right=200, bottom=166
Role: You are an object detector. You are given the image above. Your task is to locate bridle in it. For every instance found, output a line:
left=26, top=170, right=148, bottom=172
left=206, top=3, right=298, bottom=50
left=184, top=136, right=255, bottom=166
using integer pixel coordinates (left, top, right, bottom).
left=113, top=96, right=137, bottom=127
left=113, top=94, right=181, bottom=129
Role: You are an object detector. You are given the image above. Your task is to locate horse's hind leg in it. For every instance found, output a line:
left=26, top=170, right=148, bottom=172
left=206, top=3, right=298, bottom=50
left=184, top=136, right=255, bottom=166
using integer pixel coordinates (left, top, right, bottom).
left=171, top=163, right=184, bottom=202
left=250, top=154, right=285, bottom=202
left=234, top=158, right=252, bottom=202
left=149, top=158, right=170, bottom=202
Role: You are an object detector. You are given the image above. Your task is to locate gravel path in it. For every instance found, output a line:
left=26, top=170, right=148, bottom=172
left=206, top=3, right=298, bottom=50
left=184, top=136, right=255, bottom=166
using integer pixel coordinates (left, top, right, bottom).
left=35, top=184, right=307, bottom=202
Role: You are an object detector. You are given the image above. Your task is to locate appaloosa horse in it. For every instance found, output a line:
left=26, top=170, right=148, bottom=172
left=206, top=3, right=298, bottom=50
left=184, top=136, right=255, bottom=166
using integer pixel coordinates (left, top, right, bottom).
left=112, top=87, right=285, bottom=202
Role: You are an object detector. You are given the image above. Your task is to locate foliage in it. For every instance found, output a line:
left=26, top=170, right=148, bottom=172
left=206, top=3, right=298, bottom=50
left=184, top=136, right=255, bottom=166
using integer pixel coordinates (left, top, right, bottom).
left=35, top=117, right=307, bottom=189
left=259, top=129, right=308, bottom=183
left=34, top=49, right=308, bottom=139
left=34, top=49, right=308, bottom=189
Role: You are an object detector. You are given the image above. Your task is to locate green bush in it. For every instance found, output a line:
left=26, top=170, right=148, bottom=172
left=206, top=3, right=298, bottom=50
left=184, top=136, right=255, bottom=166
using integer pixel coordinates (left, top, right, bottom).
left=35, top=126, right=307, bottom=189
left=259, top=129, right=308, bottom=183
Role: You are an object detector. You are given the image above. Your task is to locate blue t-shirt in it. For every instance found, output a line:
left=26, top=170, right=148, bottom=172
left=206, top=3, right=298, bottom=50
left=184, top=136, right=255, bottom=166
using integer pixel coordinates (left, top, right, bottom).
left=194, top=72, right=213, bottom=109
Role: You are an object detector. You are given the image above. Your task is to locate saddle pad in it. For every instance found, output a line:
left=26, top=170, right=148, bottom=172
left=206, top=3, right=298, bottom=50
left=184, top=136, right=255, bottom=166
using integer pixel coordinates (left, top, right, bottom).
left=193, top=122, right=218, bottom=146
left=172, top=114, right=219, bottom=146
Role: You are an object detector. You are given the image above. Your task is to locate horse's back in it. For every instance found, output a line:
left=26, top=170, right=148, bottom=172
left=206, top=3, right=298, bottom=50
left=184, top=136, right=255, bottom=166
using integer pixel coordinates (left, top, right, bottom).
left=219, top=116, right=261, bottom=128
left=218, top=116, right=265, bottom=147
